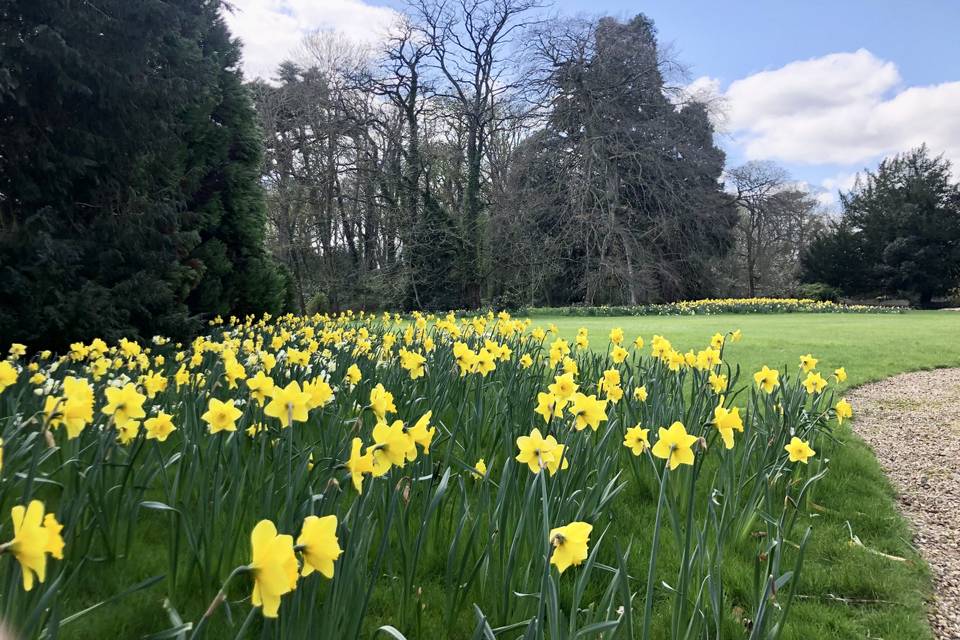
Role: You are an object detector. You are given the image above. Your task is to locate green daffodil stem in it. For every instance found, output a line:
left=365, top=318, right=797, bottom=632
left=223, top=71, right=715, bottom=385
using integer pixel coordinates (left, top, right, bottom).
left=642, top=458, right=670, bottom=640
left=190, top=564, right=250, bottom=640
left=233, top=607, right=258, bottom=640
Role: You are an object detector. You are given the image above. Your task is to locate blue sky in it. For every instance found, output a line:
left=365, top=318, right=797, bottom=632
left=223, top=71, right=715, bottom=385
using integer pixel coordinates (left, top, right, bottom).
left=575, top=1, right=960, bottom=87
left=226, top=0, right=960, bottom=208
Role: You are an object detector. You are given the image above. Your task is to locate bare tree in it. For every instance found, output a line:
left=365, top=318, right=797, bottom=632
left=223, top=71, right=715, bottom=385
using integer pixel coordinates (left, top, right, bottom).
left=727, top=161, right=825, bottom=296
left=410, top=0, right=543, bottom=306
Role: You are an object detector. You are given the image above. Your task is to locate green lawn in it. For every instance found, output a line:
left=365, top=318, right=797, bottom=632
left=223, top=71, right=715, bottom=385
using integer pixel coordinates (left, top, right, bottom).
left=541, top=311, right=960, bottom=391
left=536, top=310, right=960, bottom=639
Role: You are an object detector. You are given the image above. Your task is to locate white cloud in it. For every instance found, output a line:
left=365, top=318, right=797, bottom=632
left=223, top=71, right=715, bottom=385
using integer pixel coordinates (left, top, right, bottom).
left=692, top=49, right=960, bottom=169
left=821, top=171, right=859, bottom=194
left=223, top=0, right=398, bottom=80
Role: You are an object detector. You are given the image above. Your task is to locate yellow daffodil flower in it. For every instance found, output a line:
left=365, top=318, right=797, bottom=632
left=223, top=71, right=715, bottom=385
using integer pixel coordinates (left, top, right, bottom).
left=549, top=521, right=592, bottom=574
left=785, top=437, right=816, bottom=463
left=297, top=515, right=341, bottom=579
left=651, top=421, right=698, bottom=470
left=249, top=520, right=298, bottom=618
left=623, top=425, right=650, bottom=455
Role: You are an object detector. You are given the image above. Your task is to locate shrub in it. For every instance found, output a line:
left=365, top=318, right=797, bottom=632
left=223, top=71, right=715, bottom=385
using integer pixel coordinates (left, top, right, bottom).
left=795, top=283, right=841, bottom=303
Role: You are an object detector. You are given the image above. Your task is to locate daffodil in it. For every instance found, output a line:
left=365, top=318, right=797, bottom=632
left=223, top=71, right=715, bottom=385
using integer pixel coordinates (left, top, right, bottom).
left=201, top=398, right=243, bottom=434
left=708, top=371, right=728, bottom=393
left=303, top=378, right=334, bottom=410
left=141, top=372, right=167, bottom=398
left=474, top=348, right=496, bottom=376
left=516, top=428, right=562, bottom=474
left=370, top=420, right=414, bottom=476
left=265, top=381, right=311, bottom=427
left=345, top=363, right=362, bottom=385
left=651, top=421, right=697, bottom=470
left=667, top=350, right=686, bottom=372
left=407, top=411, right=436, bottom=455
left=224, top=358, right=247, bottom=389
left=544, top=443, right=570, bottom=476
left=610, top=346, right=629, bottom=364
left=603, top=383, right=623, bottom=403
left=297, top=515, right=341, bottom=579
left=144, top=411, right=176, bottom=442
left=369, top=384, right=397, bottom=422
left=599, top=369, right=620, bottom=390
left=833, top=367, right=847, bottom=382
left=633, top=385, right=648, bottom=402
left=453, top=342, right=477, bottom=375
left=534, top=391, right=566, bottom=423
left=568, top=392, right=608, bottom=431
left=548, top=372, right=578, bottom=400
left=575, top=332, right=589, bottom=350
left=46, top=377, right=95, bottom=439
left=835, top=399, right=853, bottom=425
left=473, top=458, right=487, bottom=478
left=102, top=383, right=146, bottom=428
left=623, top=425, right=650, bottom=455
left=799, top=354, right=818, bottom=373
left=4, top=500, right=65, bottom=591
left=549, top=521, right=592, bottom=574
left=399, top=349, right=427, bottom=379
left=712, top=401, right=743, bottom=449
left=346, top=437, right=373, bottom=492
left=753, top=366, right=779, bottom=394
left=802, top=371, right=827, bottom=395
left=785, top=437, right=816, bottom=463
left=246, top=371, right=275, bottom=405
left=249, top=520, right=298, bottom=618
left=116, top=420, right=140, bottom=445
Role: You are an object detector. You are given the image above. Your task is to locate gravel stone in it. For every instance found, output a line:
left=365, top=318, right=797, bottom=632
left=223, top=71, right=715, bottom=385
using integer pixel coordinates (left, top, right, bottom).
left=846, top=368, right=960, bottom=640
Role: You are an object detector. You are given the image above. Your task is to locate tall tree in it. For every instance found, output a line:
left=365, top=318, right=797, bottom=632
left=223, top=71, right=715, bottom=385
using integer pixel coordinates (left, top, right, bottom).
left=0, top=0, right=282, bottom=348
left=501, top=15, right=735, bottom=305
left=412, top=0, right=540, bottom=307
left=803, top=146, right=960, bottom=305
left=727, top=162, right=824, bottom=296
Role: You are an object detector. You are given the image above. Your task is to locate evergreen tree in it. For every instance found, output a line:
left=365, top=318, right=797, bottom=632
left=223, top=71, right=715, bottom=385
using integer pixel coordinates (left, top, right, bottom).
left=180, top=7, right=285, bottom=318
left=802, top=147, right=960, bottom=305
left=0, top=0, right=283, bottom=349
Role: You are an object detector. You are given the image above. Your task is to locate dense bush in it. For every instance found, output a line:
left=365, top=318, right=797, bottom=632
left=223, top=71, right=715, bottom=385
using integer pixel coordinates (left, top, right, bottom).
left=795, top=283, right=841, bottom=303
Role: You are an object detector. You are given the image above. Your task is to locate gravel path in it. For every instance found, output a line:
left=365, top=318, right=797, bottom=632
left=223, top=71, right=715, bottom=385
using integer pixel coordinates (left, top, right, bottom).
left=846, top=368, right=960, bottom=639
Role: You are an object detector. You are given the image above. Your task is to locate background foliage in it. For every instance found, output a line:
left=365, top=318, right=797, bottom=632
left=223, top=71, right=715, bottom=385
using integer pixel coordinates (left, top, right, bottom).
left=0, top=0, right=284, bottom=349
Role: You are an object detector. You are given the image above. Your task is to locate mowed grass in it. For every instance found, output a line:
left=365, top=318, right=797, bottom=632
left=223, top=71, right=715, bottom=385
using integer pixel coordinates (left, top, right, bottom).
left=541, top=311, right=960, bottom=391
left=540, top=310, right=960, bottom=639
left=64, top=311, right=959, bottom=639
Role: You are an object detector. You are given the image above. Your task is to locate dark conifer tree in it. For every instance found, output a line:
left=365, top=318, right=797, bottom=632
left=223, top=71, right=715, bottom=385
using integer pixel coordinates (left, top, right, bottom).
left=0, top=0, right=283, bottom=348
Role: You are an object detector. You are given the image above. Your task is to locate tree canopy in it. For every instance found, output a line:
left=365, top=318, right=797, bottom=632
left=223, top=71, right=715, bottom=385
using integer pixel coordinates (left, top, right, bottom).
left=0, top=0, right=283, bottom=348
left=803, top=146, right=960, bottom=305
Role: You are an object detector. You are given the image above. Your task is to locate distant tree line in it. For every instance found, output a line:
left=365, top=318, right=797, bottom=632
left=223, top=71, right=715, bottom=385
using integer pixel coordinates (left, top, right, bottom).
left=252, top=9, right=739, bottom=313
left=3, top=1, right=958, bottom=349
